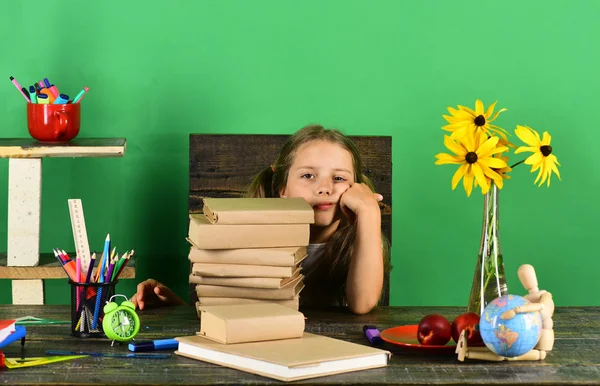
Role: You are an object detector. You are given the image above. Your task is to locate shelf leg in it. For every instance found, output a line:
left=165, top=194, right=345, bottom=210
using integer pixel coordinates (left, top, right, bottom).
left=7, top=158, right=43, bottom=304
left=12, top=279, right=44, bottom=305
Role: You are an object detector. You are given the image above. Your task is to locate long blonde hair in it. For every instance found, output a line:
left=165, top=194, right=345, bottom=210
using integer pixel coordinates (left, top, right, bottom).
left=247, top=124, right=391, bottom=307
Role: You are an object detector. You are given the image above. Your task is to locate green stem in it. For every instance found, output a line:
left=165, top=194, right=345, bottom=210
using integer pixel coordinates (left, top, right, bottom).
left=510, top=159, right=526, bottom=169
left=482, top=187, right=498, bottom=298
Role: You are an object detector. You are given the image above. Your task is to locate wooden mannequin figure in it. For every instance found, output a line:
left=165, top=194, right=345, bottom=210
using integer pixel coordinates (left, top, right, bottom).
left=456, top=264, right=555, bottom=362
left=517, top=264, right=555, bottom=353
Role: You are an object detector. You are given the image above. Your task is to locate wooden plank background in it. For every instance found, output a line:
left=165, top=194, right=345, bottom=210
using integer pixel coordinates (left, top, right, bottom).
left=189, top=134, right=392, bottom=305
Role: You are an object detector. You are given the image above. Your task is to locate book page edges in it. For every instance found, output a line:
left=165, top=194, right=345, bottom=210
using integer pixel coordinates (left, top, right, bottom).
left=174, top=349, right=388, bottom=382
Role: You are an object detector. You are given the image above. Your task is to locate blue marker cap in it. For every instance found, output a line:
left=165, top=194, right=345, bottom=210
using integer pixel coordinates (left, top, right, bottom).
left=53, top=93, right=69, bottom=105
left=128, top=338, right=178, bottom=352
left=29, top=86, right=35, bottom=93
left=43, top=78, right=51, bottom=88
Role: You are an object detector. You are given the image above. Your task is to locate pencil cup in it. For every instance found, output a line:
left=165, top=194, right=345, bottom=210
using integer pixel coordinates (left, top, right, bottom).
left=69, top=280, right=118, bottom=338
left=27, top=102, right=80, bottom=142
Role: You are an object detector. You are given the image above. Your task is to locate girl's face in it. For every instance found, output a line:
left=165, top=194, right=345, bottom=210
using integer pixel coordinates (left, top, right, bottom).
left=280, top=140, right=355, bottom=229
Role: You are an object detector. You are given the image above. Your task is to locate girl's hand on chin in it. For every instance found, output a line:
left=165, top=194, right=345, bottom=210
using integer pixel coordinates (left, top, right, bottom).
left=339, top=183, right=383, bottom=222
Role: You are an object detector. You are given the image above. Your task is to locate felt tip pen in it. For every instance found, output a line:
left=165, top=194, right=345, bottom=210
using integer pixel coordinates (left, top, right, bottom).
left=39, top=89, right=56, bottom=104
left=21, top=87, right=31, bottom=102
left=363, top=325, right=384, bottom=345
left=28, top=86, right=37, bottom=103
left=37, top=94, right=49, bottom=104
left=43, top=78, right=51, bottom=88
left=49, top=85, right=59, bottom=98
left=9, top=76, right=30, bottom=102
left=38, top=80, right=45, bottom=88
left=128, top=338, right=179, bottom=352
left=72, top=86, right=89, bottom=103
left=53, top=94, right=69, bottom=104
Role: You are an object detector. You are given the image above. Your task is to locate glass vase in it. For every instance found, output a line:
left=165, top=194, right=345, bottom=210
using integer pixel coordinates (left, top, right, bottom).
left=466, top=181, right=508, bottom=315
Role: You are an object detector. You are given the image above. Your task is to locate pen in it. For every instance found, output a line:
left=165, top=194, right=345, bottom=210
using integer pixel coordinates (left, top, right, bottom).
left=44, top=79, right=60, bottom=98
left=363, top=325, right=384, bottom=345
left=128, top=338, right=179, bottom=352
left=39, top=89, right=56, bottom=104
left=45, top=350, right=170, bottom=359
left=72, top=86, right=89, bottom=103
left=28, top=86, right=37, bottom=103
left=37, top=94, right=49, bottom=104
left=9, top=76, right=30, bottom=102
left=53, top=94, right=69, bottom=104
left=21, top=87, right=31, bottom=102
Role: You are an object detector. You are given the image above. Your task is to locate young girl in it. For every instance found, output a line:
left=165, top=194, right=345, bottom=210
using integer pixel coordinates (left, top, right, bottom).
left=131, top=124, right=391, bottom=314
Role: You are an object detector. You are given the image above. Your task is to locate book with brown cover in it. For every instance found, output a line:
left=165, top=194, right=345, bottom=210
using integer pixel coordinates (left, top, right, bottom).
left=191, top=263, right=299, bottom=278
left=188, top=214, right=309, bottom=249
left=197, top=303, right=305, bottom=344
left=195, top=275, right=304, bottom=300
left=175, top=333, right=391, bottom=382
left=187, top=242, right=307, bottom=267
left=195, top=297, right=299, bottom=312
left=203, top=197, right=314, bottom=225
left=189, top=269, right=301, bottom=289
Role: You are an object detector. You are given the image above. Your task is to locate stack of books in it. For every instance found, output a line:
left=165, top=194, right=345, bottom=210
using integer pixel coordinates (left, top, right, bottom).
left=187, top=197, right=314, bottom=311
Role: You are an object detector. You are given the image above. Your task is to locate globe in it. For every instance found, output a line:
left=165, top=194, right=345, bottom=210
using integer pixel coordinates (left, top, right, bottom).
left=479, top=294, right=542, bottom=358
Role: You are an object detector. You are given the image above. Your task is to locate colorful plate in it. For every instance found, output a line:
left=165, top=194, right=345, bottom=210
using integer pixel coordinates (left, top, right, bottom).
left=380, top=325, right=456, bottom=352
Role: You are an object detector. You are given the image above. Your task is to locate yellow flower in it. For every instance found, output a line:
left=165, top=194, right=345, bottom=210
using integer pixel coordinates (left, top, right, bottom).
left=435, top=130, right=509, bottom=197
left=443, top=99, right=509, bottom=140
left=515, top=125, right=561, bottom=187
left=475, top=155, right=511, bottom=188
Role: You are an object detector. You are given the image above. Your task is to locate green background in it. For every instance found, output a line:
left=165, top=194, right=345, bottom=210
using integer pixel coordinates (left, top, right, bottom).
left=0, top=1, right=597, bottom=307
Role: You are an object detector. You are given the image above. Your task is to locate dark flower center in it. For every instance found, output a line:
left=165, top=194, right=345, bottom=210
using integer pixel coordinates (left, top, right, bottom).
left=540, top=145, right=552, bottom=157
left=474, top=115, right=486, bottom=126
left=465, top=152, right=478, bottom=164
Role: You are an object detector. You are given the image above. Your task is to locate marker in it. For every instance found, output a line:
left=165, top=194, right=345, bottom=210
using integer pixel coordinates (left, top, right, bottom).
left=363, top=325, right=384, bottom=345
left=53, top=94, right=69, bottom=104
left=48, top=85, right=59, bottom=98
left=39, top=89, right=56, bottom=104
left=37, top=94, right=49, bottom=104
left=45, top=350, right=170, bottom=359
left=72, top=86, right=89, bottom=103
left=21, top=87, right=31, bottom=102
left=9, top=76, right=30, bottom=102
left=128, top=338, right=179, bottom=352
left=43, top=78, right=51, bottom=88
left=38, top=81, right=45, bottom=88
left=28, top=86, right=37, bottom=103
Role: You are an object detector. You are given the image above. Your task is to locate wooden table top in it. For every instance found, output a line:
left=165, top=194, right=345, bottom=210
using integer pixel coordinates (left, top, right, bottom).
left=0, top=305, right=597, bottom=385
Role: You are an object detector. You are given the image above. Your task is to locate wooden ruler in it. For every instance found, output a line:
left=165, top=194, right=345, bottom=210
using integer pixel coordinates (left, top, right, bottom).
left=68, top=199, right=91, bottom=275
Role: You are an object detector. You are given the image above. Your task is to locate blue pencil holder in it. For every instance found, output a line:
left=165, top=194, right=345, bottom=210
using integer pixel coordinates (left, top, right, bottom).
left=69, top=280, right=118, bottom=338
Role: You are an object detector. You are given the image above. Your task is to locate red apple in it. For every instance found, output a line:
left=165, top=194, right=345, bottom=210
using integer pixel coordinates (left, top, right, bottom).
left=451, top=312, right=483, bottom=345
left=417, top=314, right=452, bottom=345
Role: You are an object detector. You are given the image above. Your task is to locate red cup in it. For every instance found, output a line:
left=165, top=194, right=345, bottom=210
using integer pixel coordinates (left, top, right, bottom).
left=27, top=103, right=81, bottom=142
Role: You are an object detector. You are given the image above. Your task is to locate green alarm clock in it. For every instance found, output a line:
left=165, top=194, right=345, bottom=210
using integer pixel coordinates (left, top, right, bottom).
left=102, top=294, right=140, bottom=343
